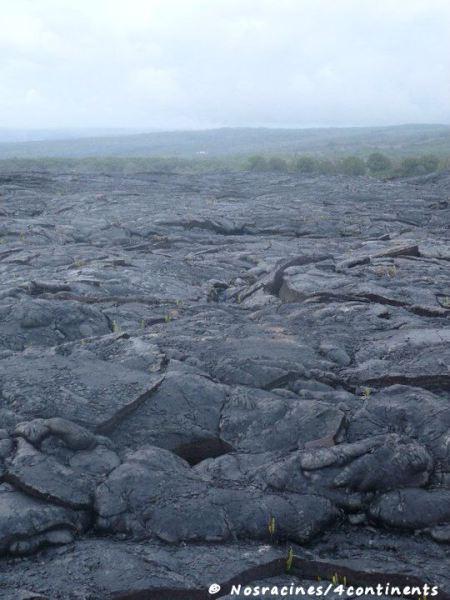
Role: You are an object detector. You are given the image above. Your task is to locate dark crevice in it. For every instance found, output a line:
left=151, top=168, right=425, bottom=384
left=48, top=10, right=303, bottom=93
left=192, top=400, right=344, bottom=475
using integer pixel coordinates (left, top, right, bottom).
left=173, top=437, right=234, bottom=466
left=262, top=371, right=304, bottom=391
left=278, top=288, right=449, bottom=318
left=266, top=255, right=333, bottom=296
left=363, top=374, right=450, bottom=392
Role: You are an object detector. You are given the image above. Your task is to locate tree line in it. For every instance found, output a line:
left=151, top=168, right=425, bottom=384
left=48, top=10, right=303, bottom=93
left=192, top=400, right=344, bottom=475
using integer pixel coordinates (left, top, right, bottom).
left=247, top=152, right=442, bottom=177
left=0, top=152, right=446, bottom=178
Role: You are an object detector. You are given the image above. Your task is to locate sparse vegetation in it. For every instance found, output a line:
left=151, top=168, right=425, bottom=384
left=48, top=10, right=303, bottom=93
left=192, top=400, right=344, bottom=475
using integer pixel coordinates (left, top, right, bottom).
left=1, top=125, right=449, bottom=160
left=331, top=573, right=348, bottom=586
left=0, top=149, right=447, bottom=180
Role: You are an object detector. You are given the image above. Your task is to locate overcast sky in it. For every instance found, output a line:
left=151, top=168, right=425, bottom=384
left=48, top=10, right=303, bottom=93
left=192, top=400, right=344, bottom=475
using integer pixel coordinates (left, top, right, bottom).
left=1, top=0, right=449, bottom=130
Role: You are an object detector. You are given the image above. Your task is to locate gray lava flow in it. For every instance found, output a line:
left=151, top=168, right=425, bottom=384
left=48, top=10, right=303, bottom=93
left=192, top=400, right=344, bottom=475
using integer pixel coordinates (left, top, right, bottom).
left=0, top=169, right=449, bottom=599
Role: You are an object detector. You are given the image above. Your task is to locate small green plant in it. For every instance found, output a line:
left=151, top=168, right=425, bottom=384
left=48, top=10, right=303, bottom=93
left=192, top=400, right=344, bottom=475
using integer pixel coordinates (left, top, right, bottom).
left=112, top=320, right=122, bottom=333
left=285, top=546, right=294, bottom=573
left=439, top=296, right=450, bottom=308
left=268, top=516, right=276, bottom=542
left=387, top=265, right=397, bottom=278
left=331, top=573, right=347, bottom=586
left=361, top=387, right=371, bottom=399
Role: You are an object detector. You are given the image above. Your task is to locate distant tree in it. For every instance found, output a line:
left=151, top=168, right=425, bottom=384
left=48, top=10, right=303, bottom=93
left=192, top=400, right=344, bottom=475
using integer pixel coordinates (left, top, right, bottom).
left=419, top=154, right=440, bottom=173
left=267, top=156, right=288, bottom=172
left=400, top=157, right=422, bottom=177
left=366, top=152, right=392, bottom=175
left=399, top=154, right=439, bottom=177
left=316, top=159, right=337, bottom=175
left=247, top=155, right=268, bottom=171
left=340, top=156, right=367, bottom=176
left=293, top=155, right=318, bottom=174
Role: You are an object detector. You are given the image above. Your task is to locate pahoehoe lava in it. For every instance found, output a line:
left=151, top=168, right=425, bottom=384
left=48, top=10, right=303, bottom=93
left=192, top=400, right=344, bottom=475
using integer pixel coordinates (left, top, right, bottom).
left=0, top=168, right=449, bottom=598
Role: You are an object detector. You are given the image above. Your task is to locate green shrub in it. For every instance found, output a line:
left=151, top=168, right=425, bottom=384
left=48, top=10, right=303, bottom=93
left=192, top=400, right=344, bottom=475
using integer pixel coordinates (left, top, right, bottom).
left=419, top=154, right=440, bottom=173
left=399, top=154, right=439, bottom=177
left=267, top=156, right=289, bottom=172
left=367, top=152, right=392, bottom=174
left=247, top=155, right=268, bottom=171
left=293, top=155, right=318, bottom=174
left=317, top=159, right=338, bottom=175
left=400, top=157, right=422, bottom=176
left=340, top=156, right=367, bottom=176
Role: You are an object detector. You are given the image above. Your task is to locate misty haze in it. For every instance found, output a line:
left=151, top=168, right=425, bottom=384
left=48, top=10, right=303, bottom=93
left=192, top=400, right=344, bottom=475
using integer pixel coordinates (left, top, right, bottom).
left=0, top=2, right=449, bottom=599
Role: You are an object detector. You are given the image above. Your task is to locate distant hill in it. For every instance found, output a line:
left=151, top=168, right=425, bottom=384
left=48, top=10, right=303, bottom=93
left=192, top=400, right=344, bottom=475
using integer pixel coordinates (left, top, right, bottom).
left=0, top=128, right=141, bottom=144
left=0, top=124, right=449, bottom=159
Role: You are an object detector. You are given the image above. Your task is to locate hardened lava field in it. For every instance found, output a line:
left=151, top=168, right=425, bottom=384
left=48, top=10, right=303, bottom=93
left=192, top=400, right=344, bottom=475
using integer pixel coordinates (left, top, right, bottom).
left=0, top=168, right=449, bottom=598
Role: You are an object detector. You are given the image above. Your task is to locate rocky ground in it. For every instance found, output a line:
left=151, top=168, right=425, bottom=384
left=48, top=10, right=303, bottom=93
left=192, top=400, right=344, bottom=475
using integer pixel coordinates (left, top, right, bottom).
left=0, top=169, right=449, bottom=599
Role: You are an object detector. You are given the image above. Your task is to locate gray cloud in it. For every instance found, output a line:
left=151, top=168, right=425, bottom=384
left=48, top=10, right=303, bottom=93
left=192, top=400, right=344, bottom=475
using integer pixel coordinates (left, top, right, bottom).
left=1, top=0, right=449, bottom=129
